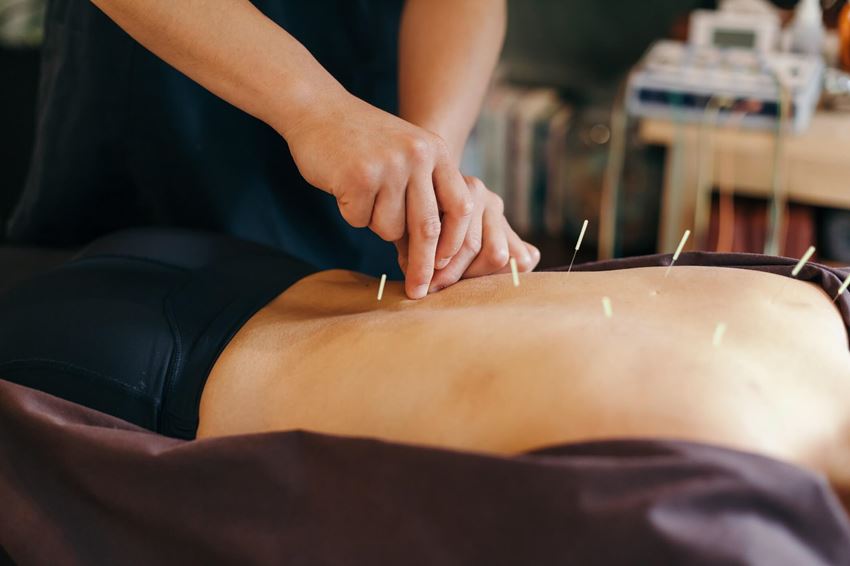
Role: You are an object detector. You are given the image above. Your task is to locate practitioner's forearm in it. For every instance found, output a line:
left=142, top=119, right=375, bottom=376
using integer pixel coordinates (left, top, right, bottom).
left=398, top=0, right=506, bottom=164
left=90, top=0, right=345, bottom=137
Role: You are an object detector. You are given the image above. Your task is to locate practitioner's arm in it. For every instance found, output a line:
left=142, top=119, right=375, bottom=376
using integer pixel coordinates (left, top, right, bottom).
left=399, top=0, right=505, bottom=165
left=398, top=0, right=539, bottom=289
left=90, top=0, right=472, bottom=300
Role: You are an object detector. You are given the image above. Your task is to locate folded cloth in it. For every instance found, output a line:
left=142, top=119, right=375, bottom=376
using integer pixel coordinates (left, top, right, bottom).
left=1, top=378, right=849, bottom=566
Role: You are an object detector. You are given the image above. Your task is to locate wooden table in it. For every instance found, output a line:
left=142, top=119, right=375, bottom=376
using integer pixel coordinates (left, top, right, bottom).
left=638, top=111, right=850, bottom=255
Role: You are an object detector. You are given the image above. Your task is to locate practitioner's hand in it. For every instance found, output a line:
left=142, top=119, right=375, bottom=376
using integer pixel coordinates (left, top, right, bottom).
left=396, top=176, right=540, bottom=292
left=282, top=92, right=473, bottom=300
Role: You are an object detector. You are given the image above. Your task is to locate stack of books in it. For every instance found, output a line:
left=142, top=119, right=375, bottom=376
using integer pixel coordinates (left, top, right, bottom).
left=468, top=85, right=573, bottom=238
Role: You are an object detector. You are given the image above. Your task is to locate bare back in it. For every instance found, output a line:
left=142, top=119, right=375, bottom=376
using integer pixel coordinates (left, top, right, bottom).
left=198, top=266, right=850, bottom=495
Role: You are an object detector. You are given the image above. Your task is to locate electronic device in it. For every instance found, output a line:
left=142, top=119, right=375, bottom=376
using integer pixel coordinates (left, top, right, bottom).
left=689, top=9, right=780, bottom=53
left=626, top=10, right=824, bottom=132
left=628, top=41, right=823, bottom=132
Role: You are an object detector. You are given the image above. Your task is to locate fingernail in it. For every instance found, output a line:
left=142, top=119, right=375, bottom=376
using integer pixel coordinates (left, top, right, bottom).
left=436, top=258, right=451, bottom=270
left=413, top=284, right=429, bottom=299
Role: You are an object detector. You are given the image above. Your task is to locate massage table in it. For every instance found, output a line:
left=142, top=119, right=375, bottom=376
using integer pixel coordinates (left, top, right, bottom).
left=2, top=247, right=850, bottom=565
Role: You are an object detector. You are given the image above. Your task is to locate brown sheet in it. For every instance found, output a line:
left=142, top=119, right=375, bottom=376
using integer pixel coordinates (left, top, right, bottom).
left=2, top=252, right=850, bottom=565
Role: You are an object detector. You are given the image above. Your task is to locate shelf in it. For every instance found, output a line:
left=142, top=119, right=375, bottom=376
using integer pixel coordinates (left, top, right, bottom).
left=639, top=111, right=850, bottom=210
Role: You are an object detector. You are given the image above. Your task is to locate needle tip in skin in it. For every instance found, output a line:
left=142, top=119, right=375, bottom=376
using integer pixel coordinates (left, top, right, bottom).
left=567, top=219, right=590, bottom=273
left=665, top=229, right=691, bottom=278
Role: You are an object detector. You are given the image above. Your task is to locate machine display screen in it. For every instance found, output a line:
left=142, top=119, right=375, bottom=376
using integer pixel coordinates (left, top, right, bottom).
left=713, top=28, right=757, bottom=49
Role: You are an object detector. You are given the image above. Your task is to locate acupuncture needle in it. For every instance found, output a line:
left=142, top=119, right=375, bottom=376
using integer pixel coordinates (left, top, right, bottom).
left=601, top=296, right=613, bottom=319
left=664, top=229, right=691, bottom=278
left=567, top=219, right=589, bottom=273
left=774, top=246, right=815, bottom=303
left=510, top=257, right=520, bottom=287
left=377, top=274, right=387, bottom=301
left=712, top=322, right=727, bottom=348
left=835, top=272, right=850, bottom=303
left=791, top=245, right=816, bottom=278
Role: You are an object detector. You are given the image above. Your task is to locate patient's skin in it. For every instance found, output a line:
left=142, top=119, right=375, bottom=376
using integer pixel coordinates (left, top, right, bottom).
left=199, top=267, right=850, bottom=503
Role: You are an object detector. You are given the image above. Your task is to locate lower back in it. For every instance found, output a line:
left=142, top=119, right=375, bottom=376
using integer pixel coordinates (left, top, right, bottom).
left=199, top=266, right=850, bottom=492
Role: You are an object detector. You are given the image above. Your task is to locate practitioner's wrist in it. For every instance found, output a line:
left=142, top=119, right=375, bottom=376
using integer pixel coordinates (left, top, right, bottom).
left=400, top=113, right=465, bottom=167
left=268, top=74, right=349, bottom=142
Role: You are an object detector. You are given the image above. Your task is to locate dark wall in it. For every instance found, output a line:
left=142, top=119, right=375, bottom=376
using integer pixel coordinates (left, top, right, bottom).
left=501, top=0, right=714, bottom=99
left=0, top=48, right=40, bottom=235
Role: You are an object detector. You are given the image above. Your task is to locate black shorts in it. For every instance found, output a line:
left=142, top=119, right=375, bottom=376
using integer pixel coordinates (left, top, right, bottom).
left=0, top=229, right=316, bottom=438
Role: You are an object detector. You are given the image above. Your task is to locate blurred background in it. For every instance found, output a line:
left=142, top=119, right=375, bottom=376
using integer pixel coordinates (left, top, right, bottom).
left=2, top=0, right=849, bottom=267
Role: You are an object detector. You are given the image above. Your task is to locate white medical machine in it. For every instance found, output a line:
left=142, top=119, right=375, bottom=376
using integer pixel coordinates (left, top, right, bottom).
left=627, top=9, right=824, bottom=132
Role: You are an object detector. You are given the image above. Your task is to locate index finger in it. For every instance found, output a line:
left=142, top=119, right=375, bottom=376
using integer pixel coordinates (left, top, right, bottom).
left=432, top=159, right=473, bottom=270
left=394, top=236, right=409, bottom=275
left=404, top=172, right=441, bottom=299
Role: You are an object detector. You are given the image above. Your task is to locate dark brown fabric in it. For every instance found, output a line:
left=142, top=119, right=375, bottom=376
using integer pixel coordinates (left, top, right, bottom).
left=2, top=380, right=850, bottom=566
left=2, top=252, right=849, bottom=565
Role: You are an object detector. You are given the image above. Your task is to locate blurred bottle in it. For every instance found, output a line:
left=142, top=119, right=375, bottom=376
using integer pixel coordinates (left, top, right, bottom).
left=841, top=2, right=850, bottom=69
left=790, top=0, right=825, bottom=56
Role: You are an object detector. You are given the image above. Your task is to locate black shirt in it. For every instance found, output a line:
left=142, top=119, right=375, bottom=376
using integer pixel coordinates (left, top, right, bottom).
left=7, top=0, right=405, bottom=277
